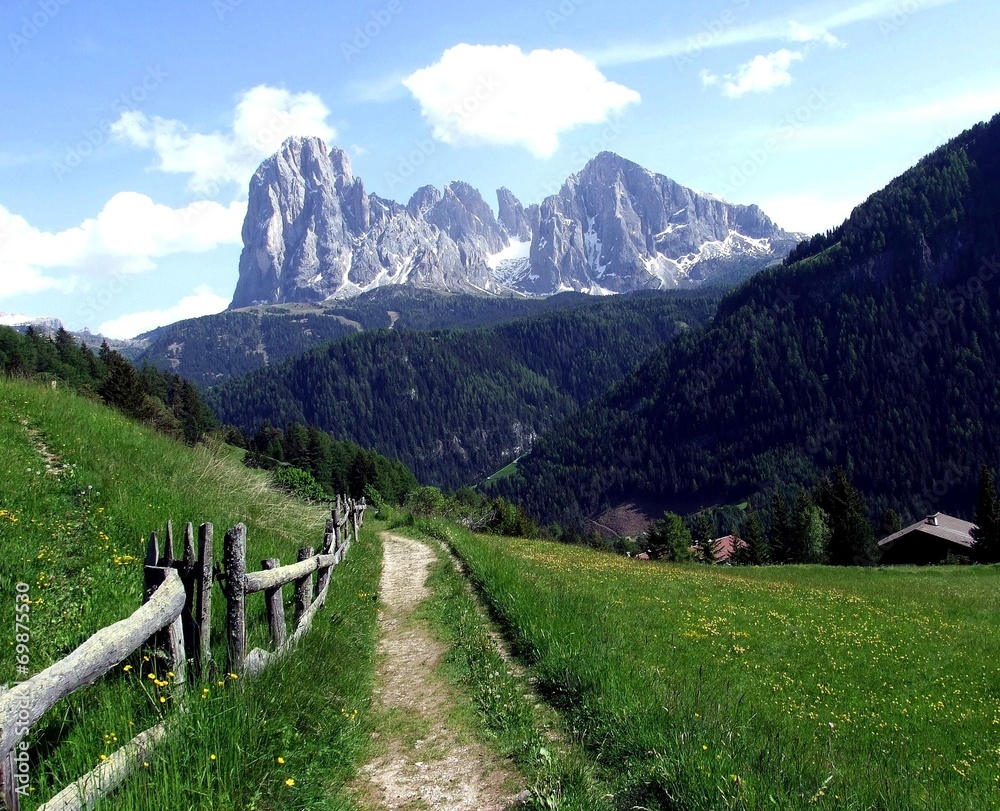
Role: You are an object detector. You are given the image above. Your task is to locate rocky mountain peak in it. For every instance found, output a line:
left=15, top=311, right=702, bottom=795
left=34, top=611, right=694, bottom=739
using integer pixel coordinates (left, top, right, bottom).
left=407, top=185, right=442, bottom=218
left=230, top=142, right=802, bottom=309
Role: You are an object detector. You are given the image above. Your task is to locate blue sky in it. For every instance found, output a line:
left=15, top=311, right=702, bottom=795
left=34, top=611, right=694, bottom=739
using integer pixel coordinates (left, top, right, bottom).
left=1, top=0, right=998, bottom=337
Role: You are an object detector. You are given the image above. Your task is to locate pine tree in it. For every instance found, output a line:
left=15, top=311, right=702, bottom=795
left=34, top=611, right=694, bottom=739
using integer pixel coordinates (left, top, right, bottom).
left=814, top=468, right=876, bottom=565
left=769, top=493, right=794, bottom=563
left=791, top=489, right=830, bottom=564
left=695, top=511, right=717, bottom=564
left=98, top=350, right=146, bottom=419
left=645, top=512, right=694, bottom=562
left=878, top=509, right=903, bottom=539
left=972, top=465, right=1000, bottom=563
left=738, top=506, right=770, bottom=565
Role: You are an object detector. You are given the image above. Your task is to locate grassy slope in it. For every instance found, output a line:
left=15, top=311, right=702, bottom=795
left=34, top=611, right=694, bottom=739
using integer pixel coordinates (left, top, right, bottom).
left=445, top=527, right=1000, bottom=811
left=0, top=378, right=380, bottom=809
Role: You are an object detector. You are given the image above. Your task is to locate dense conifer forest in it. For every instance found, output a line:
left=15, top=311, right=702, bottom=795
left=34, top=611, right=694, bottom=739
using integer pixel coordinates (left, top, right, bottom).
left=492, top=115, right=1000, bottom=531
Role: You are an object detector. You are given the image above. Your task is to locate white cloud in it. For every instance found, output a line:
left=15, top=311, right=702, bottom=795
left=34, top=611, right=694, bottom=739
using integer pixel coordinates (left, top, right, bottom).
left=787, top=21, right=844, bottom=47
left=111, top=85, right=336, bottom=194
left=591, top=0, right=959, bottom=66
left=0, top=195, right=245, bottom=301
left=403, top=44, right=640, bottom=158
left=98, top=285, right=230, bottom=339
left=702, top=49, right=804, bottom=98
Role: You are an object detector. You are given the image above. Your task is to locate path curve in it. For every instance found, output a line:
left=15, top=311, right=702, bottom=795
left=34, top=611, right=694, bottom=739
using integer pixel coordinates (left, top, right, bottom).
left=355, top=533, right=520, bottom=810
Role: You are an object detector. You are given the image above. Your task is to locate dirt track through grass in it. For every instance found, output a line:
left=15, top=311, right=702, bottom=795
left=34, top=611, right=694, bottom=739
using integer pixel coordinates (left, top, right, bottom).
left=354, top=533, right=520, bottom=810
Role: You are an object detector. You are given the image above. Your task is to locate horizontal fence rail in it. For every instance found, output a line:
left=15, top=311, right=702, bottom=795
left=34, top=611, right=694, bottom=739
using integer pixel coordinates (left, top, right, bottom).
left=0, top=496, right=366, bottom=811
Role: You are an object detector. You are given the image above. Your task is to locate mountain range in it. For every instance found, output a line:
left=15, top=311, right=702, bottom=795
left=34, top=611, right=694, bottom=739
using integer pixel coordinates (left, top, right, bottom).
left=491, top=113, right=1000, bottom=531
left=229, top=137, right=801, bottom=308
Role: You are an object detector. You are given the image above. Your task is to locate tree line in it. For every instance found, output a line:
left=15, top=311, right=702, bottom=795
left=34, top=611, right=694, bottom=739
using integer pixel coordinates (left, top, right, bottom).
left=644, top=464, right=1000, bottom=566
left=0, top=325, right=217, bottom=443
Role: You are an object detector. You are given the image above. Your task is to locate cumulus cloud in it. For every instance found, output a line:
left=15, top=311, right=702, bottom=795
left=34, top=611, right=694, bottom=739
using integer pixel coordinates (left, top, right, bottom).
left=702, top=49, right=805, bottom=98
left=0, top=195, right=245, bottom=301
left=403, top=44, right=640, bottom=158
left=111, top=85, right=336, bottom=194
left=98, top=285, right=230, bottom=339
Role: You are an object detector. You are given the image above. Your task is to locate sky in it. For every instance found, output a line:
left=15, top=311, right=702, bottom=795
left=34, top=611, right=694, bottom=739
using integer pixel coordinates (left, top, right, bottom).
left=1, top=0, right=998, bottom=338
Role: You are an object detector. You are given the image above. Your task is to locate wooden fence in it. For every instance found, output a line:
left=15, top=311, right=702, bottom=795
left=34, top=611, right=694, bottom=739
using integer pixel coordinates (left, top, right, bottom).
left=0, top=496, right=365, bottom=811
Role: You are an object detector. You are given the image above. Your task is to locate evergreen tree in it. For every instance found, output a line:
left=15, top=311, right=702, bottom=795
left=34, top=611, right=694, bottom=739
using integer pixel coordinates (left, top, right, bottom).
left=971, top=465, right=1000, bottom=563
left=694, top=510, right=718, bottom=563
left=99, top=350, right=146, bottom=419
left=814, top=468, right=876, bottom=565
left=645, top=512, right=694, bottom=562
left=737, top=506, right=769, bottom=565
left=791, top=489, right=830, bottom=563
left=798, top=504, right=831, bottom=564
left=769, top=493, right=795, bottom=563
left=878, top=509, right=904, bottom=539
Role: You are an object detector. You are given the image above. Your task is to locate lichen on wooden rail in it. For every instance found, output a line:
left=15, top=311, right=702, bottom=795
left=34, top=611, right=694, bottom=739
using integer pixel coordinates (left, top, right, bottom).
left=244, top=552, right=338, bottom=593
left=243, top=551, right=337, bottom=679
left=35, top=722, right=169, bottom=811
left=0, top=570, right=185, bottom=760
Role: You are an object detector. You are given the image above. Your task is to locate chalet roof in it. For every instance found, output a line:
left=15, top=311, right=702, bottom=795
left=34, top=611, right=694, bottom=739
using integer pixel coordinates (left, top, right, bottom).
left=877, top=512, right=976, bottom=550
left=690, top=535, right=747, bottom=563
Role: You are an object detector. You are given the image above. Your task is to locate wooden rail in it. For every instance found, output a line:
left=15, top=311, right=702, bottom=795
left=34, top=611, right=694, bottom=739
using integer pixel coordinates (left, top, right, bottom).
left=0, top=496, right=365, bottom=811
left=223, top=495, right=364, bottom=675
left=0, top=569, right=185, bottom=760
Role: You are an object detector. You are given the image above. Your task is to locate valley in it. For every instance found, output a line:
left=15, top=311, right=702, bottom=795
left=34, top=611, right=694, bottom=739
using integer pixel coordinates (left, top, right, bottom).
left=4, top=9, right=1000, bottom=804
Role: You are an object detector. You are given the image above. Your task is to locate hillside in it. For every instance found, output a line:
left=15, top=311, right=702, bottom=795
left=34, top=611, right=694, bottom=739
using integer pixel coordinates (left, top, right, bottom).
left=494, top=114, right=1000, bottom=528
left=0, top=376, right=380, bottom=809
left=134, top=288, right=628, bottom=388
left=446, top=526, right=1000, bottom=810
left=209, top=291, right=718, bottom=488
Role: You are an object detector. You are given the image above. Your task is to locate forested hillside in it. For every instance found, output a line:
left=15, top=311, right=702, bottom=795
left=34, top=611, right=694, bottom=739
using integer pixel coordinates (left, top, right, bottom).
left=494, top=114, right=1000, bottom=528
left=0, top=325, right=217, bottom=443
left=137, top=288, right=625, bottom=388
left=209, top=292, right=718, bottom=488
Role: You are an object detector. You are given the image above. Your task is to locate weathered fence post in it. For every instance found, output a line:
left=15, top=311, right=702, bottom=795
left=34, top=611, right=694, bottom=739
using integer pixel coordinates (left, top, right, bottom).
left=261, top=559, right=286, bottom=650
left=351, top=500, right=360, bottom=547
left=223, top=524, right=247, bottom=675
left=196, top=523, right=213, bottom=674
left=0, top=687, right=18, bottom=811
left=167, top=615, right=186, bottom=690
left=143, top=562, right=187, bottom=686
left=162, top=520, right=175, bottom=567
left=322, top=518, right=334, bottom=554
left=294, top=547, right=314, bottom=624
left=172, top=523, right=197, bottom=668
left=143, top=533, right=160, bottom=602
left=333, top=497, right=343, bottom=552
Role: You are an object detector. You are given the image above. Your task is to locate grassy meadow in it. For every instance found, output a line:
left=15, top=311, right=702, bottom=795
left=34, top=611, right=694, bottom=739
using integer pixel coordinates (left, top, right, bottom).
left=0, top=378, right=381, bottom=809
left=438, top=521, right=1000, bottom=811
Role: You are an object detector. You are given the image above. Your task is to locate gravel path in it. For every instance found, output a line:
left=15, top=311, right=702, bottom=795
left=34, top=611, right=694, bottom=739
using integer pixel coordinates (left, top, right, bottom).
left=354, top=533, right=521, bottom=810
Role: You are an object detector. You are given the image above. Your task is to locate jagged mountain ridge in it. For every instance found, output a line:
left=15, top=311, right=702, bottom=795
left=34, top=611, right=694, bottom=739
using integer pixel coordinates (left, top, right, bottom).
left=230, top=137, right=802, bottom=308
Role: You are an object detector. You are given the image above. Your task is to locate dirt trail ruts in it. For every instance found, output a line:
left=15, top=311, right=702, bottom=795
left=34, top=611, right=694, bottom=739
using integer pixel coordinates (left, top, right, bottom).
left=354, top=533, right=521, bottom=810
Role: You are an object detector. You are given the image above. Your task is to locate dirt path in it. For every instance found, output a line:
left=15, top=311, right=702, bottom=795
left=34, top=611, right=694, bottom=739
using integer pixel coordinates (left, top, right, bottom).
left=354, top=533, right=522, bottom=810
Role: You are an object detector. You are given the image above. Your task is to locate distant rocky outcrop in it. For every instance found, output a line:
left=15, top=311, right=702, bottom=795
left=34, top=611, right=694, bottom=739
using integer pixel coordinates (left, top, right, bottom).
left=230, top=137, right=801, bottom=308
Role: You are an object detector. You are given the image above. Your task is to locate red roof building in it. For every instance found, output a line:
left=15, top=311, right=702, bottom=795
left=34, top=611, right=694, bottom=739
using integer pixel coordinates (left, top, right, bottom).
left=691, top=535, right=747, bottom=564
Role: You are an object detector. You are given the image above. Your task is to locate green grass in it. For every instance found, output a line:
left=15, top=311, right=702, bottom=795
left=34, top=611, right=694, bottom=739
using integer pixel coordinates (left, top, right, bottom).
left=443, top=523, right=1000, bottom=811
left=484, top=460, right=520, bottom=483
left=0, top=378, right=381, bottom=809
